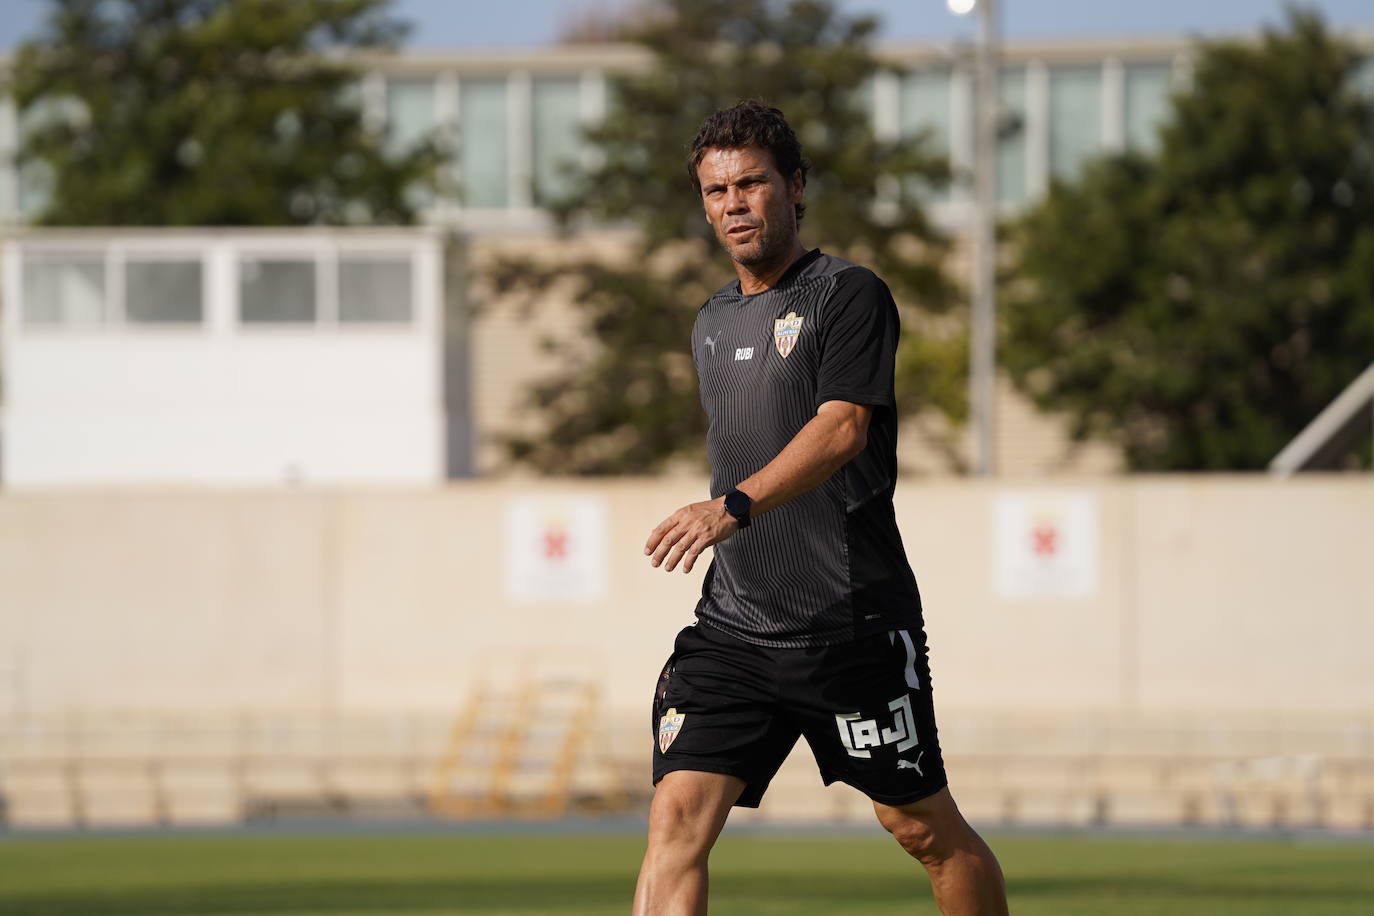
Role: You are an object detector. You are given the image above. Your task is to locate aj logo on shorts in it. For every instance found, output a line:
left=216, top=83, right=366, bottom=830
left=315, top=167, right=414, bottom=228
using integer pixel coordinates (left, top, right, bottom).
left=659, top=707, right=686, bottom=753
left=834, top=694, right=919, bottom=758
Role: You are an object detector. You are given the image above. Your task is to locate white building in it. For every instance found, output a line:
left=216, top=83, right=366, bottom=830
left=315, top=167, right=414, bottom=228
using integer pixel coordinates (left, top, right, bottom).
left=1, top=229, right=449, bottom=487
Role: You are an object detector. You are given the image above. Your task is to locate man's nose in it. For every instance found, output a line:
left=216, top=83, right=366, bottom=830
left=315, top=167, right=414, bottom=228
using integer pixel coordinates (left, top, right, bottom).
left=724, top=186, right=748, bottom=212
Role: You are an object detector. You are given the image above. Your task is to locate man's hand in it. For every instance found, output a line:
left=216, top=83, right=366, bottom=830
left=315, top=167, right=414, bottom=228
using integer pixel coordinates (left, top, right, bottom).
left=644, top=497, right=739, bottom=573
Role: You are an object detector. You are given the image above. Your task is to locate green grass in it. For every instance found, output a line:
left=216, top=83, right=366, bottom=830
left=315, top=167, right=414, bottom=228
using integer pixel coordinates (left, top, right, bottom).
left=1, top=828, right=1372, bottom=915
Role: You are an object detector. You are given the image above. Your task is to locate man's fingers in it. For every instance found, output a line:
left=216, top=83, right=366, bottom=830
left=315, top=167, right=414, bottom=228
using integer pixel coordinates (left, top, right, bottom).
left=673, top=533, right=716, bottom=574
left=650, top=524, right=684, bottom=567
left=644, top=516, right=675, bottom=554
left=663, top=536, right=693, bottom=572
left=681, top=537, right=710, bottom=574
left=662, top=526, right=711, bottom=572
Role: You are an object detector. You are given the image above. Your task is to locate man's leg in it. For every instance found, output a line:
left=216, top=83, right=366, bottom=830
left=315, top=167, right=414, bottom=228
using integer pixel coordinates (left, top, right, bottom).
left=632, top=770, right=746, bottom=916
left=873, top=787, right=1008, bottom=916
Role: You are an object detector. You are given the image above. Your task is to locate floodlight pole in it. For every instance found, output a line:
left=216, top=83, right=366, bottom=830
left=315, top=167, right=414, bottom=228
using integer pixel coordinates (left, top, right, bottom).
left=969, top=0, right=1000, bottom=475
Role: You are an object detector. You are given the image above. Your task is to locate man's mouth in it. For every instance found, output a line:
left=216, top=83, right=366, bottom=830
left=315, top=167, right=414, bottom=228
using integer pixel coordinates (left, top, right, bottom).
left=726, top=224, right=757, bottom=238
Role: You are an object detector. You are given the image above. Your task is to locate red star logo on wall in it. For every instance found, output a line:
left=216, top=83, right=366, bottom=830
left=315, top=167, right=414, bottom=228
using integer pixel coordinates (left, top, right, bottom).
left=1031, top=523, right=1058, bottom=557
left=543, top=526, right=568, bottom=560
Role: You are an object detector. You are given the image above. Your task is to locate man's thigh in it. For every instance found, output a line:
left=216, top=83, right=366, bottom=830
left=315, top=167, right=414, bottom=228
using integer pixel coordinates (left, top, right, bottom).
left=790, top=628, right=949, bottom=807
left=651, top=624, right=801, bottom=808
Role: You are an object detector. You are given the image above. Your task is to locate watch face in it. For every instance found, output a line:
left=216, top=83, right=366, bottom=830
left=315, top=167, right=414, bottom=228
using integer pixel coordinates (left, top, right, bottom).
left=725, top=490, right=751, bottom=519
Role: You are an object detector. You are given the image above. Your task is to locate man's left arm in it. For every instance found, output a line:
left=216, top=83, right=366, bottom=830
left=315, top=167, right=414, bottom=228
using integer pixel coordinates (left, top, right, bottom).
left=644, top=399, right=871, bottom=573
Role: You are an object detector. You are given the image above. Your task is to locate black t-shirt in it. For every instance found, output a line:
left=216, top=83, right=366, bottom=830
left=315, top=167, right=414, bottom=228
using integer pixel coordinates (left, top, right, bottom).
left=691, top=248, right=923, bottom=647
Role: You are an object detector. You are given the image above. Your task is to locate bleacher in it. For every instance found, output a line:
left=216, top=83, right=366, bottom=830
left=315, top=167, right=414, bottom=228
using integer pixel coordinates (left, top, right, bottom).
left=2, top=703, right=1371, bottom=832
left=740, top=712, right=1374, bottom=830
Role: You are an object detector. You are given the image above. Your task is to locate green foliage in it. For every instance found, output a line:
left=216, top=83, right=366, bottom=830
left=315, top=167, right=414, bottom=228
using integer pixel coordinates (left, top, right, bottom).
left=1004, top=8, right=1374, bottom=470
left=495, top=0, right=962, bottom=475
left=13, top=0, right=442, bottom=225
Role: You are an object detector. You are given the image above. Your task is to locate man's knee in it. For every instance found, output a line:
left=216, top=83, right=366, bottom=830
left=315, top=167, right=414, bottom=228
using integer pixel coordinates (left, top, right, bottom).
left=875, top=787, right=967, bottom=866
left=647, top=788, right=715, bottom=851
left=646, top=771, right=744, bottom=862
left=880, top=810, right=946, bottom=863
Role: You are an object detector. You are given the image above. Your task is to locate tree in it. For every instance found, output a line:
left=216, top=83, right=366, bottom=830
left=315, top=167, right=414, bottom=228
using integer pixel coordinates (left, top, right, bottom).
left=1003, top=9, right=1374, bottom=471
left=12, top=0, right=441, bottom=225
left=493, top=0, right=964, bottom=475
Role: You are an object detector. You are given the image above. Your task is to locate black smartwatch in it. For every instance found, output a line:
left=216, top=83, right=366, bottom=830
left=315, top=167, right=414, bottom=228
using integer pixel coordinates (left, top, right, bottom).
left=723, top=488, right=753, bottom=528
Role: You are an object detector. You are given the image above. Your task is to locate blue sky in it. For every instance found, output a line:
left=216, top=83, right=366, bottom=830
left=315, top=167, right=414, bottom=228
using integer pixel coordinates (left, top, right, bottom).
left=1, top=0, right=1371, bottom=48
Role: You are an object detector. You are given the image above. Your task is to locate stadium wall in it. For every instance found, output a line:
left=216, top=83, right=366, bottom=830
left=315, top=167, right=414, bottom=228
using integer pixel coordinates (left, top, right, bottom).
left=0, top=476, right=1369, bottom=723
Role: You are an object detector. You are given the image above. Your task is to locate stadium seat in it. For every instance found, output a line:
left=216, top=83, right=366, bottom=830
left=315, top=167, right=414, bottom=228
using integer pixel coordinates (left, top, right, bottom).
left=159, top=760, right=244, bottom=825
left=328, top=758, right=420, bottom=803
left=1, top=762, right=79, bottom=829
left=948, top=787, right=1012, bottom=828
left=1100, top=790, right=1187, bottom=827
left=241, top=756, right=332, bottom=816
left=75, top=760, right=161, bottom=826
left=751, top=747, right=852, bottom=825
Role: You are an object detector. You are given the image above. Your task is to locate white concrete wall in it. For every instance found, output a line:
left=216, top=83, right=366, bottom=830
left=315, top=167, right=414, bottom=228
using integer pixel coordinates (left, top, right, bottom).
left=0, top=477, right=1369, bottom=724
left=1, top=231, right=445, bottom=487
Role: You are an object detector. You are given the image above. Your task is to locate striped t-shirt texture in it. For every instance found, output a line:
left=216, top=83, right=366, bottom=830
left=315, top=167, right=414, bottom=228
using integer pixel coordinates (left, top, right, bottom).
left=692, top=248, right=924, bottom=648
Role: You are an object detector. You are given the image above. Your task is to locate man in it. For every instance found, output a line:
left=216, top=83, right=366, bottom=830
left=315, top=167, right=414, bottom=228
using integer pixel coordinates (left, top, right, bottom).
left=632, top=100, right=1009, bottom=916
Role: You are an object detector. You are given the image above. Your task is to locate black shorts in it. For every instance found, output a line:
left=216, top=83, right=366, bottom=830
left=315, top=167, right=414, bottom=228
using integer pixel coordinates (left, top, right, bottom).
left=651, top=622, right=948, bottom=808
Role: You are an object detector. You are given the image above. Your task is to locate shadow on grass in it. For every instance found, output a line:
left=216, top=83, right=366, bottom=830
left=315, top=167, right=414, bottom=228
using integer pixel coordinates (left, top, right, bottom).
left=0, top=872, right=902, bottom=915
left=4, top=869, right=1372, bottom=915
left=1008, top=871, right=1371, bottom=902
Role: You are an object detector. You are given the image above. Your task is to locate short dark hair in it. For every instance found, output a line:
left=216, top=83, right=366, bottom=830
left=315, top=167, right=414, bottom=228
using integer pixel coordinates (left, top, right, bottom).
left=687, top=100, right=810, bottom=222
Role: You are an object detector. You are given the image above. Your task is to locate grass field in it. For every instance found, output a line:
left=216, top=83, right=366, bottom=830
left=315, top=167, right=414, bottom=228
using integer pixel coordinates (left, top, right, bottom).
left=2, top=827, right=1372, bottom=915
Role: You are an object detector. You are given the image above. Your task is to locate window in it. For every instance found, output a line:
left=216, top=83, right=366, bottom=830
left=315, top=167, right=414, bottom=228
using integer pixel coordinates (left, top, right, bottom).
left=18, top=161, right=54, bottom=217
left=17, top=96, right=87, bottom=217
left=239, top=258, right=316, bottom=323
left=339, top=257, right=412, bottom=323
left=1125, top=64, right=1174, bottom=153
left=998, top=67, right=1028, bottom=205
left=900, top=69, right=952, bottom=199
left=459, top=79, right=509, bottom=208
left=386, top=79, right=438, bottom=155
left=531, top=77, right=582, bottom=206
left=1352, top=55, right=1374, bottom=100
left=126, top=259, right=202, bottom=324
left=1049, top=66, right=1102, bottom=180
left=852, top=76, right=877, bottom=122
left=22, top=256, right=105, bottom=326
left=0, top=109, right=15, bottom=220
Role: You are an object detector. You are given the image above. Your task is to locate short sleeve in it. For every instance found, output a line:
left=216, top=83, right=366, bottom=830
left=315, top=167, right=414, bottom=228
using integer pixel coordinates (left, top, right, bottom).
left=814, top=267, right=899, bottom=409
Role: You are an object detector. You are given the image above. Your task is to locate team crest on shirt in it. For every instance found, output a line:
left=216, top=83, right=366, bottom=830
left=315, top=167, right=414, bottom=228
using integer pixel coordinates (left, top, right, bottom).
left=658, top=707, right=686, bottom=753
left=773, top=312, right=805, bottom=358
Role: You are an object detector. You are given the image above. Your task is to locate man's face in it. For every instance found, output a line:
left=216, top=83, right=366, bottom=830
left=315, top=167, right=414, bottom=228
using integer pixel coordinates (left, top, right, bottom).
left=696, top=145, right=803, bottom=267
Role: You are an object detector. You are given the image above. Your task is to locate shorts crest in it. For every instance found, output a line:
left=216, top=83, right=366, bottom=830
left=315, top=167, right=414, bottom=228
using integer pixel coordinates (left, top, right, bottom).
left=658, top=707, right=686, bottom=753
